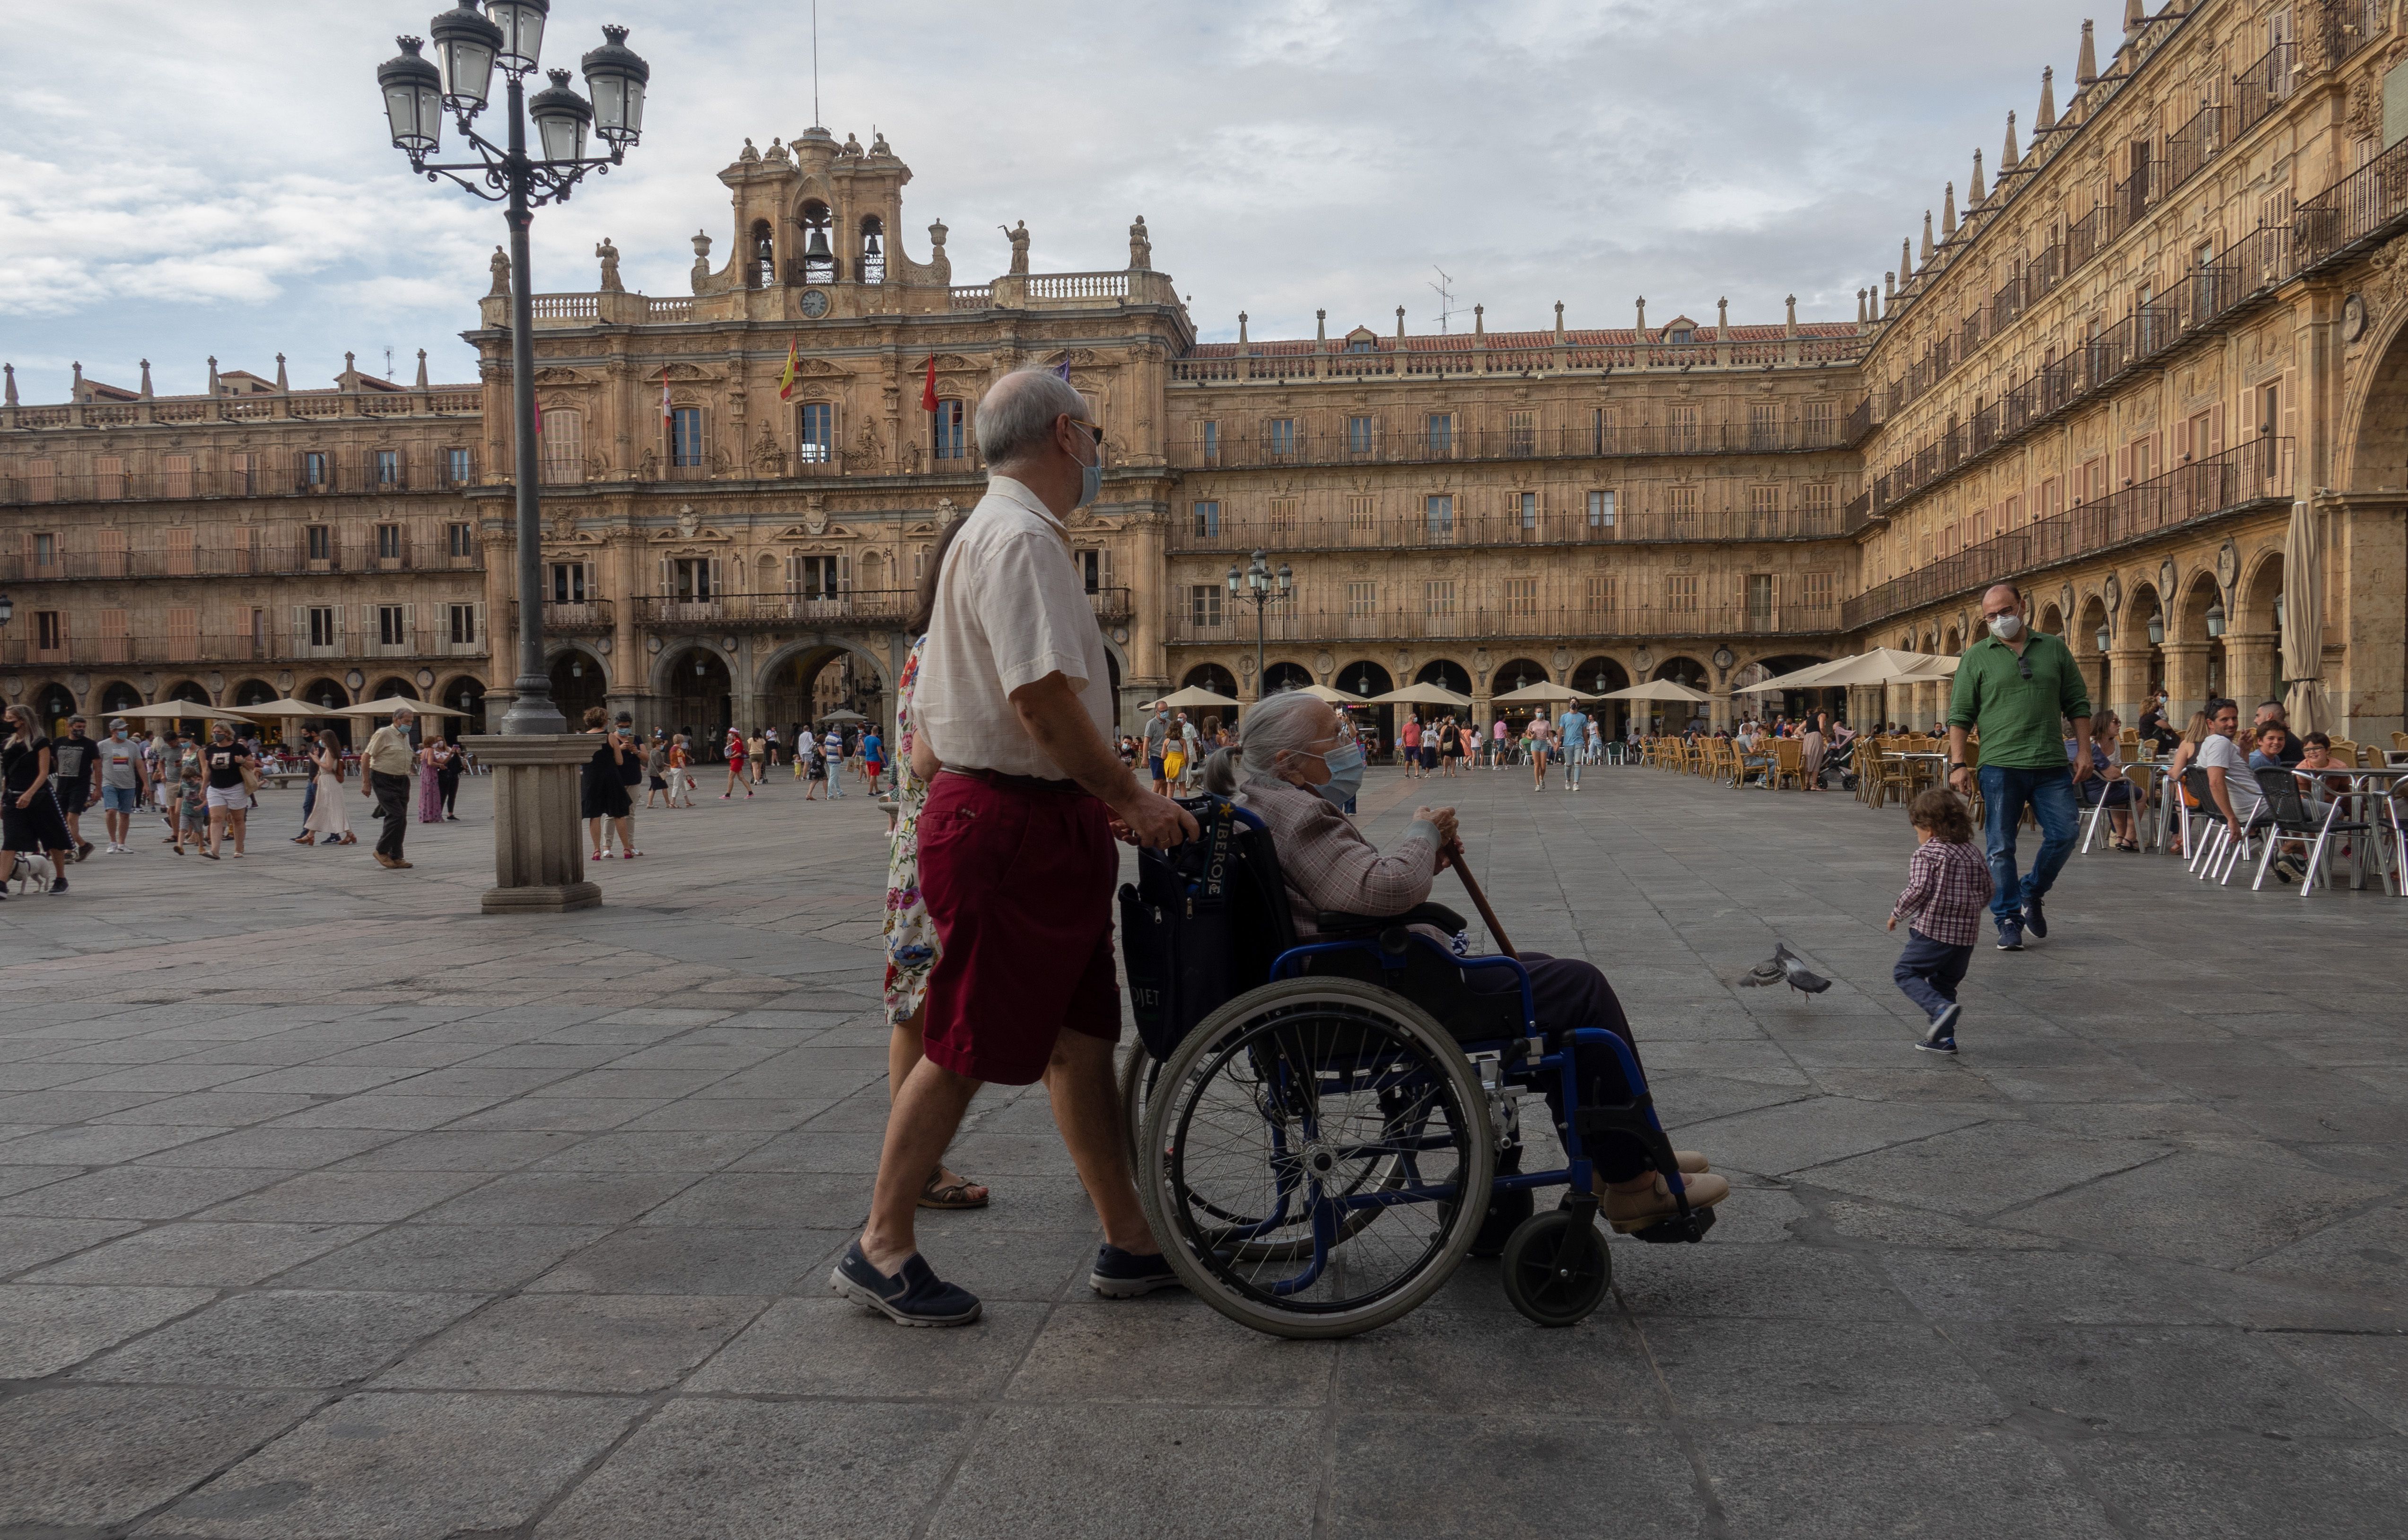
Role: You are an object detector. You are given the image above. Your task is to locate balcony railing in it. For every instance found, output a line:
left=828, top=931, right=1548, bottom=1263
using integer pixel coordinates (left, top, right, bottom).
left=1169, top=507, right=1848, bottom=555
left=1170, top=334, right=1866, bottom=385
left=0, top=540, right=485, bottom=584
left=630, top=590, right=914, bottom=630
left=1087, top=586, right=1133, bottom=625
left=0, top=451, right=481, bottom=506
left=1163, top=599, right=1843, bottom=648
left=1844, top=438, right=2292, bottom=632
left=511, top=600, right=614, bottom=634
left=1170, top=419, right=1854, bottom=472
left=0, top=625, right=487, bottom=670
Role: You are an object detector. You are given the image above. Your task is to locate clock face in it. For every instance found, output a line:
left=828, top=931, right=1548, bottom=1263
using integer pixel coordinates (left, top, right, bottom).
left=799, top=288, right=831, bottom=319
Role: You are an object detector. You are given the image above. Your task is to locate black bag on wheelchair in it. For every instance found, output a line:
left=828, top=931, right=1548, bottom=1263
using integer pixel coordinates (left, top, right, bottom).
left=1118, top=795, right=1242, bottom=1061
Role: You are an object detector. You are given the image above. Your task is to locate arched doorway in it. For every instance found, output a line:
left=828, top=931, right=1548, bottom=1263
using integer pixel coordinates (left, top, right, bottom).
left=2243, top=551, right=2287, bottom=693
left=2075, top=595, right=2110, bottom=724
left=1574, top=655, right=1629, bottom=739
left=668, top=648, right=732, bottom=755
left=1263, top=660, right=1313, bottom=694
left=1338, top=659, right=1393, bottom=756
left=33, top=683, right=77, bottom=740
left=2126, top=584, right=2167, bottom=721
left=1653, top=656, right=1710, bottom=734
left=369, top=677, right=420, bottom=703
left=298, top=677, right=353, bottom=746
left=162, top=679, right=212, bottom=739
left=98, top=680, right=143, bottom=718
left=2177, top=575, right=2226, bottom=703
left=443, top=677, right=488, bottom=739
left=1415, top=658, right=1472, bottom=694
left=230, top=678, right=286, bottom=746
left=1182, top=663, right=1240, bottom=736
left=1489, top=657, right=1550, bottom=731
left=549, top=651, right=605, bottom=725
left=1738, top=653, right=1833, bottom=726
left=761, top=645, right=866, bottom=740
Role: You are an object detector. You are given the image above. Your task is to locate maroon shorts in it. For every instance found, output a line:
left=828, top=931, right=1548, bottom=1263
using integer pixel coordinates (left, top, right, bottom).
left=916, top=770, right=1120, bottom=1085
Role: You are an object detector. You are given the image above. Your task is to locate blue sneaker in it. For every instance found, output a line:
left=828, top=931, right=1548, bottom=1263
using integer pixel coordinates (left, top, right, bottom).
left=1090, top=1243, right=1183, bottom=1298
left=1995, top=919, right=2024, bottom=951
left=2021, top=892, right=2048, bottom=939
left=1918, top=1003, right=1961, bottom=1051
left=830, top=1242, right=981, bottom=1327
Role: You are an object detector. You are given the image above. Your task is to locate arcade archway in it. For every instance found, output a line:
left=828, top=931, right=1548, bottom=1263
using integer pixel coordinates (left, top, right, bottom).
left=549, top=651, right=606, bottom=725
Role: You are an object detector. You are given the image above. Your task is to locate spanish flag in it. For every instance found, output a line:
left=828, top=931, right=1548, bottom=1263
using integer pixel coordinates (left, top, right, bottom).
left=920, top=354, right=938, bottom=413
left=777, top=338, right=800, bottom=402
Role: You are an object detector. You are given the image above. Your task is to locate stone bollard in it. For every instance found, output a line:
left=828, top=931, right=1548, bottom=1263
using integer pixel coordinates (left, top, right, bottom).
left=461, top=735, right=602, bottom=914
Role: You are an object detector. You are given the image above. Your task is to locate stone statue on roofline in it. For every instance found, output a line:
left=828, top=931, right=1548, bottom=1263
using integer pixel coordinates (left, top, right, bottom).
left=595, top=237, right=623, bottom=292
left=489, top=245, right=511, bottom=296
left=1002, top=220, right=1030, bottom=275
left=1129, top=215, right=1151, bottom=271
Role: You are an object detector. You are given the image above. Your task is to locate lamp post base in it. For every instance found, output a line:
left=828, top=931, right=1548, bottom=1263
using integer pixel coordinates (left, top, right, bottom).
left=462, top=733, right=602, bottom=915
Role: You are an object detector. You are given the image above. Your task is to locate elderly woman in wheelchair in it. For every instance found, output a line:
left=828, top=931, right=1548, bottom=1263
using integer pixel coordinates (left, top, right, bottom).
left=1120, top=689, right=1725, bottom=1338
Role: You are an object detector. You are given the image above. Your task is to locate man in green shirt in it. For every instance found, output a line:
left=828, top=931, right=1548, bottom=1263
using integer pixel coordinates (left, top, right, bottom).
left=1945, top=583, right=2093, bottom=951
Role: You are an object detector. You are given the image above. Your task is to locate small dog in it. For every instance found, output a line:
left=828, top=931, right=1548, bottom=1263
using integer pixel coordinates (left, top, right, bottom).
left=9, top=852, right=58, bottom=894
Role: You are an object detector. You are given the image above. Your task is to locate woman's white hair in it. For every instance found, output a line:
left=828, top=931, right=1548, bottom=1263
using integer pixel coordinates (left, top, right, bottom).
left=975, top=368, right=1087, bottom=467
left=1200, top=688, right=1331, bottom=794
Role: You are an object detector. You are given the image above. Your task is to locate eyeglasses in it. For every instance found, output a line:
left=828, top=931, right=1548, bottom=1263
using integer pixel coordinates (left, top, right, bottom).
left=1066, top=416, right=1105, bottom=448
left=2015, top=655, right=2033, bottom=681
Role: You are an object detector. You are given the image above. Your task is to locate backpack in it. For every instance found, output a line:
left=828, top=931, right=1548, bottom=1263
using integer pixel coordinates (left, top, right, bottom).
left=1117, top=795, right=1241, bottom=1060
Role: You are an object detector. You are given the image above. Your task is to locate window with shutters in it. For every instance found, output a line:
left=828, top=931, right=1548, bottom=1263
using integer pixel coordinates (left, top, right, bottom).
left=2039, top=476, right=2062, bottom=519
left=166, top=526, right=195, bottom=576
left=1196, top=420, right=1219, bottom=465
left=32, top=532, right=57, bottom=571
left=1670, top=405, right=1700, bottom=453
left=1974, top=506, right=1992, bottom=543
left=1503, top=577, right=1539, bottom=618
left=1746, top=573, right=1775, bottom=623
left=1587, top=490, right=1615, bottom=529
left=377, top=605, right=407, bottom=649
left=673, top=558, right=715, bottom=601
left=1594, top=407, right=1617, bottom=453
left=797, top=402, right=836, bottom=463
left=931, top=398, right=967, bottom=459
left=1347, top=495, right=1375, bottom=542
left=449, top=604, right=478, bottom=645
left=166, top=607, right=197, bottom=661
left=794, top=554, right=836, bottom=598
left=376, top=523, right=403, bottom=561
left=163, top=453, right=193, bottom=497
left=303, top=451, right=330, bottom=488
left=306, top=524, right=332, bottom=563
left=1506, top=410, right=1535, bottom=457
left=1347, top=416, right=1375, bottom=456
left=374, top=449, right=403, bottom=487
left=99, top=607, right=130, bottom=664
left=1802, top=483, right=1834, bottom=529
left=1800, top=572, right=1835, bottom=614
left=228, top=452, right=255, bottom=494
left=1268, top=498, right=1299, bottom=537
left=672, top=406, right=709, bottom=467
left=97, top=528, right=127, bottom=577
left=448, top=522, right=474, bottom=559
left=307, top=607, right=337, bottom=649
left=538, top=408, right=583, bottom=482
left=1668, top=484, right=1699, bottom=536
left=1191, top=500, right=1220, bottom=538
left=26, top=458, right=55, bottom=502
left=1515, top=492, right=1537, bottom=529
left=1345, top=580, right=1377, bottom=617
left=1585, top=575, right=1615, bottom=615
left=1749, top=484, right=1781, bottom=537
left=94, top=456, right=125, bottom=498
left=1748, top=403, right=1778, bottom=451
left=1426, top=413, right=1453, bottom=457
left=445, top=447, right=473, bottom=485
left=2001, top=494, right=2022, bottom=529
left=1078, top=548, right=1111, bottom=594
left=1805, top=399, right=1834, bottom=444
left=1265, top=418, right=1296, bottom=458
left=1423, top=580, right=1456, bottom=617
left=1424, top=494, right=1454, bottom=541
left=1188, top=584, right=1223, bottom=628
left=550, top=563, right=587, bottom=603
left=35, top=610, right=65, bottom=658
left=1664, top=574, right=1698, bottom=613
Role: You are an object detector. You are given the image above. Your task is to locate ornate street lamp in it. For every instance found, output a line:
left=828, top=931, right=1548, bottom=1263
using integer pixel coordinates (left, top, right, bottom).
left=376, top=5, right=648, bottom=736
left=1225, top=548, right=1292, bottom=696
left=2203, top=599, right=2226, bottom=639
left=2146, top=614, right=2165, bottom=646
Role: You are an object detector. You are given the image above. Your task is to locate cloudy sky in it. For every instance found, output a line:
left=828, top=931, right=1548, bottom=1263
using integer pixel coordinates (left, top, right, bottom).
left=4, top=0, right=2099, bottom=401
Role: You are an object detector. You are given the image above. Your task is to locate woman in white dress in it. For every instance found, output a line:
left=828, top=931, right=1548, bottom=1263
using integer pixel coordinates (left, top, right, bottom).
left=299, top=729, right=354, bottom=845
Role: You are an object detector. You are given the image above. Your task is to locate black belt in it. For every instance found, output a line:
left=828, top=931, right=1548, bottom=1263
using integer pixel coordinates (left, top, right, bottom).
left=942, top=766, right=1086, bottom=795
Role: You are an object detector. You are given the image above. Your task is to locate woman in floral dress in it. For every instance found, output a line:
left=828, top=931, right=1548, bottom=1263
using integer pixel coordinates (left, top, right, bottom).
left=881, top=517, right=985, bottom=1208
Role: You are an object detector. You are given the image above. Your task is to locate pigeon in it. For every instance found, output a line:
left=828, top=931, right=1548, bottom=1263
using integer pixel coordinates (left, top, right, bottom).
left=1740, top=942, right=1831, bottom=994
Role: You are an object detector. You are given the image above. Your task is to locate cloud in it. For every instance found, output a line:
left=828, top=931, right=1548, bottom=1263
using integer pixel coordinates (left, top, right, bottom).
left=1, top=0, right=2091, bottom=394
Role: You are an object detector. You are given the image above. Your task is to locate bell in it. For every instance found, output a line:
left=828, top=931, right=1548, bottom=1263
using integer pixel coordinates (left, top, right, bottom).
left=804, top=223, right=833, bottom=263
left=863, top=230, right=883, bottom=259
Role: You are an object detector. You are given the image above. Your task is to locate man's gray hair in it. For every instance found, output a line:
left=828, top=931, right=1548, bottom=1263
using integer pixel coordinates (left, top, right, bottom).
left=1200, top=688, right=1329, bottom=795
left=976, top=368, right=1087, bottom=467
left=392, top=706, right=416, bottom=720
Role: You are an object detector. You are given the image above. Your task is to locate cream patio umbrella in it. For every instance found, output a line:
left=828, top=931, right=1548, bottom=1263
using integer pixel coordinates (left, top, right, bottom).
left=1145, top=685, right=1245, bottom=711
left=1367, top=680, right=1475, bottom=709
left=330, top=696, right=469, bottom=718
left=2280, top=500, right=2329, bottom=734
left=1491, top=679, right=1588, bottom=706
left=1790, top=647, right=1954, bottom=686
left=1737, top=656, right=1850, bottom=694
left=109, top=701, right=257, bottom=725
left=1290, top=682, right=1370, bottom=706
left=1593, top=678, right=1712, bottom=703
left=227, top=697, right=349, bottom=722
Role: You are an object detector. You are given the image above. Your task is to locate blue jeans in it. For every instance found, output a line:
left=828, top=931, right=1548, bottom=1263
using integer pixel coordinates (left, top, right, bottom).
left=1892, top=929, right=1973, bottom=1021
left=298, top=778, right=316, bottom=829
left=1978, top=764, right=2078, bottom=926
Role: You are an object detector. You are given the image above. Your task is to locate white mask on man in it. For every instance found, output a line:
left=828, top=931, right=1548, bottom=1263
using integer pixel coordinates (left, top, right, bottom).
left=1987, top=613, right=2025, bottom=642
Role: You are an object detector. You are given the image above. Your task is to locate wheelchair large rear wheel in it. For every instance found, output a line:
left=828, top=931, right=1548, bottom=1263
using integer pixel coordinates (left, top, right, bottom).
left=1137, top=977, right=1493, bottom=1339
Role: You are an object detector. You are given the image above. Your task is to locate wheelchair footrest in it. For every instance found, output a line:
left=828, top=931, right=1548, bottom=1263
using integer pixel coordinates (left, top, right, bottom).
left=1628, top=1206, right=1716, bottom=1244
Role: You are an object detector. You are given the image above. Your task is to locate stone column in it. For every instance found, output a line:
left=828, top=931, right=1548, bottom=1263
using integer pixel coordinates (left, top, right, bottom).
left=2224, top=630, right=2279, bottom=713
left=2105, top=644, right=2154, bottom=726
left=460, top=734, right=602, bottom=914
left=607, top=534, right=644, bottom=730
left=2159, top=640, right=2211, bottom=724
left=1708, top=687, right=1733, bottom=732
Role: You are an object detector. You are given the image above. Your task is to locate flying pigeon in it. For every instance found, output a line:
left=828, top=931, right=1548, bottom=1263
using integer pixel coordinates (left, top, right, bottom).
left=1740, top=942, right=1831, bottom=994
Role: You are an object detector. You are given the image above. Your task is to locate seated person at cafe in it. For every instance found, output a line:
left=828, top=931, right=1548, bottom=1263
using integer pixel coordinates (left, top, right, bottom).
left=1200, top=690, right=1729, bottom=1235
left=2252, top=701, right=2307, bottom=767
left=2070, top=708, right=2139, bottom=852
left=2247, top=723, right=2294, bottom=772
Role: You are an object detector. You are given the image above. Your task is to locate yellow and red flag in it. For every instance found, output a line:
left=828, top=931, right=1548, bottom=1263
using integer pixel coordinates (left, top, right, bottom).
left=777, top=338, right=800, bottom=402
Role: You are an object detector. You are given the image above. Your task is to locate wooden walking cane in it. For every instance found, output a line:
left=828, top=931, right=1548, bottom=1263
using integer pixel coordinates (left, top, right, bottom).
left=1443, top=841, right=1516, bottom=959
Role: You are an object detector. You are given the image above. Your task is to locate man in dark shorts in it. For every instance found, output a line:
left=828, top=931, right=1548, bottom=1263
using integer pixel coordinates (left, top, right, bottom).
left=834, top=368, right=1196, bottom=1328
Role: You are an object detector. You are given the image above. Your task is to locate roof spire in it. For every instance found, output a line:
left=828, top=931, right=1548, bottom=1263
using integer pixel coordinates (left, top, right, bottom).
left=2001, top=109, right=2021, bottom=172
left=1636, top=296, right=1647, bottom=333
left=1919, top=211, right=1934, bottom=264
left=1900, top=236, right=1913, bottom=278
left=1970, top=149, right=1987, bottom=205
left=3, top=362, right=16, bottom=408
left=2076, top=20, right=2097, bottom=86
left=207, top=356, right=219, bottom=394
left=1942, top=182, right=1958, bottom=237
left=2123, top=0, right=2144, bottom=36
left=139, top=359, right=153, bottom=399
left=2037, top=67, right=2057, bottom=132
left=414, top=348, right=429, bottom=388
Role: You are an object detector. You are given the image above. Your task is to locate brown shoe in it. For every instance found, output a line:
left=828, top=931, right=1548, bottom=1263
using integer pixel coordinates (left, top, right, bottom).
left=1674, top=1150, right=1710, bottom=1175
left=374, top=853, right=400, bottom=869
left=391, top=859, right=412, bottom=869
left=1606, top=1171, right=1730, bottom=1233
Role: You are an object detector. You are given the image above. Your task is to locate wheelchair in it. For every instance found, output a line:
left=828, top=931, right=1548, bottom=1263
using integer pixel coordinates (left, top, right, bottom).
left=1118, top=795, right=1713, bottom=1340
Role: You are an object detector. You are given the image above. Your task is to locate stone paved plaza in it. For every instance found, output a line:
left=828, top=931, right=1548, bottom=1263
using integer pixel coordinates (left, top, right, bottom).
left=1, top=762, right=2403, bottom=1539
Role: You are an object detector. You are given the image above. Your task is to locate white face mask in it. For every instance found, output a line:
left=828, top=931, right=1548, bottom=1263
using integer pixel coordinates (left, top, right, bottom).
left=1987, top=613, right=2025, bottom=642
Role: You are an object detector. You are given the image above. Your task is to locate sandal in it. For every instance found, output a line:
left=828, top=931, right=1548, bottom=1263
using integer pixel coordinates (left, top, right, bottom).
left=918, top=1170, right=990, bottom=1210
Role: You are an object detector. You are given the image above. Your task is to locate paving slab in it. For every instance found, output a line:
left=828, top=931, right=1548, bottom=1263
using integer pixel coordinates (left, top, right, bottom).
left=0, top=1385, right=313, bottom=1533
left=0, top=1282, right=217, bottom=1377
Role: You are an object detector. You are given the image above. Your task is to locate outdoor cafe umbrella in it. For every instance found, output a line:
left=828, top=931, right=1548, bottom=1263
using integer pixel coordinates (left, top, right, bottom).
left=1492, top=679, right=1587, bottom=706
left=1290, top=682, right=1370, bottom=706
left=1147, top=685, right=1245, bottom=710
left=108, top=701, right=257, bottom=724
left=818, top=709, right=872, bottom=724
left=1367, top=680, right=1474, bottom=709
left=2280, top=499, right=2329, bottom=734
left=330, top=696, right=469, bottom=718
left=1594, top=678, right=1712, bottom=703
left=227, top=697, right=349, bottom=722
left=1738, top=657, right=1850, bottom=694
left=1787, top=647, right=1953, bottom=687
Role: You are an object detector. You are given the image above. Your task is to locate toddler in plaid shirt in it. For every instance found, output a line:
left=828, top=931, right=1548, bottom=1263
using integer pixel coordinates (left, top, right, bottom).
left=1888, top=789, right=1994, bottom=1054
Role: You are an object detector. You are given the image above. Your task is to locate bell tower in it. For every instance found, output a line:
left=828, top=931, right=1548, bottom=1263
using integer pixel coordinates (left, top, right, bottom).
left=702, top=125, right=943, bottom=319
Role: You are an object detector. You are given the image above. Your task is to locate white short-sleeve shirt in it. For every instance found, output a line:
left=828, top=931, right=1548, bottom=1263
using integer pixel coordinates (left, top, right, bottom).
left=914, top=476, right=1112, bottom=779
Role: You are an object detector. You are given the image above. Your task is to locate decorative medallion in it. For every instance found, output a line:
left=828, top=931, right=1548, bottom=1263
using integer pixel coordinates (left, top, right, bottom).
left=2343, top=293, right=2367, bottom=343
left=2215, top=539, right=2239, bottom=598
left=1712, top=646, right=1735, bottom=671
left=647, top=636, right=662, bottom=653
left=415, top=669, right=435, bottom=688
left=798, top=288, right=831, bottom=319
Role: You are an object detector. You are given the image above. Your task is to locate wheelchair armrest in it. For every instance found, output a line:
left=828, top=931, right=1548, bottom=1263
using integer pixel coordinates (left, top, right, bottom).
left=1314, top=902, right=1468, bottom=936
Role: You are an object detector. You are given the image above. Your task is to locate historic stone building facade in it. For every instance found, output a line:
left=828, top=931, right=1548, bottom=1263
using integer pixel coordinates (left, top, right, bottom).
left=5, top=0, right=2406, bottom=749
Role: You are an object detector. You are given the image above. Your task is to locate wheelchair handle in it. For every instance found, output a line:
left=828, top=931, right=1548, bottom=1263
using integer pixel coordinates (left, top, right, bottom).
left=1444, top=841, right=1517, bottom=959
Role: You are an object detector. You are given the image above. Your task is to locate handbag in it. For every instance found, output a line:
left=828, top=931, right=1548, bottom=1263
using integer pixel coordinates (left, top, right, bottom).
left=238, top=759, right=263, bottom=795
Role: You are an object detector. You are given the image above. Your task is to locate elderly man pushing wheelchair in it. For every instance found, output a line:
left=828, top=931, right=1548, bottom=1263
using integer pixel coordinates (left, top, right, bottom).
left=1196, top=690, right=1728, bottom=1234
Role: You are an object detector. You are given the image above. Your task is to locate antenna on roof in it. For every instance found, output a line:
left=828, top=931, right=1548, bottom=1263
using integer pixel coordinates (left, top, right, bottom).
left=383, top=346, right=393, bottom=378
left=1428, top=265, right=1461, bottom=334
left=811, top=0, right=822, bottom=128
